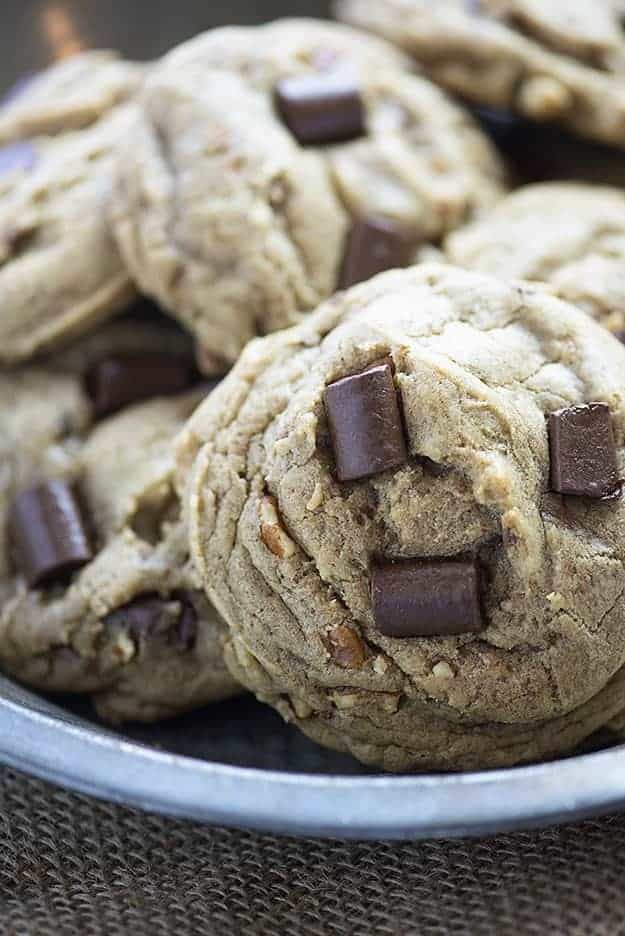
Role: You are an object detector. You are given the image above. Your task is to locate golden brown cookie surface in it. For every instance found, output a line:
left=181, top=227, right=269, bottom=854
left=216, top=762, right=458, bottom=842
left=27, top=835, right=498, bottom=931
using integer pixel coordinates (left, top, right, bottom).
left=337, top=0, right=625, bottom=148
left=111, top=19, right=506, bottom=368
left=0, top=321, right=238, bottom=723
left=178, top=263, right=625, bottom=771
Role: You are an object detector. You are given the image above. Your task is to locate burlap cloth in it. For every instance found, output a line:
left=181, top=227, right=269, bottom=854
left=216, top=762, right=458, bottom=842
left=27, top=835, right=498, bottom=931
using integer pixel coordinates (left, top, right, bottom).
left=0, top=765, right=623, bottom=936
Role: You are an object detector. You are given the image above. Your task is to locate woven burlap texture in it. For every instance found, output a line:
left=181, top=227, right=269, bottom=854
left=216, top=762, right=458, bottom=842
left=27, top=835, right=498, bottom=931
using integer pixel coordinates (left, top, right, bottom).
left=0, top=767, right=623, bottom=935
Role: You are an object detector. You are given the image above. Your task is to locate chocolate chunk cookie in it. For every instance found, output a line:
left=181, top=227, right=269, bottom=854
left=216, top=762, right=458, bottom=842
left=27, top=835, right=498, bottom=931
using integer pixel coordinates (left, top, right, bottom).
left=0, top=106, right=139, bottom=363
left=336, top=0, right=625, bottom=148
left=0, top=323, right=237, bottom=723
left=444, top=182, right=625, bottom=336
left=0, top=50, right=144, bottom=143
left=110, top=19, right=506, bottom=370
left=177, top=263, right=625, bottom=771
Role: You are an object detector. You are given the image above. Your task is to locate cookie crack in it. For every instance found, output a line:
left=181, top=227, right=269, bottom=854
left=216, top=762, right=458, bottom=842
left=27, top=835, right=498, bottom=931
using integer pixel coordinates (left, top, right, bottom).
left=596, top=585, right=625, bottom=631
left=150, top=118, right=188, bottom=292
left=267, top=172, right=318, bottom=305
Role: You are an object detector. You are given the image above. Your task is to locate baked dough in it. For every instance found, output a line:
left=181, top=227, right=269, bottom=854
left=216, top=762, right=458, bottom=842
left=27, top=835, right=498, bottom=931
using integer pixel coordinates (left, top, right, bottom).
left=444, top=182, right=625, bottom=337
left=0, top=322, right=238, bottom=723
left=0, top=108, right=138, bottom=363
left=0, top=50, right=144, bottom=143
left=336, top=0, right=625, bottom=148
left=178, top=263, right=625, bottom=771
left=110, top=19, right=506, bottom=369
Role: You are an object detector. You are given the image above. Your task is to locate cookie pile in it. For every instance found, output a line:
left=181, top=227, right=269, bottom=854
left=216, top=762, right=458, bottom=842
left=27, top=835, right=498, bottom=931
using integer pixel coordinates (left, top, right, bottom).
left=3, top=10, right=625, bottom=771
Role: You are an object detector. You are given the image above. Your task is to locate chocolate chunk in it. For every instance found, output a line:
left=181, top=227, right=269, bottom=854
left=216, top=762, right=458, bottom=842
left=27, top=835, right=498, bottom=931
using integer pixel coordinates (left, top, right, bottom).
left=104, top=593, right=197, bottom=650
left=275, top=70, right=365, bottom=145
left=339, top=217, right=411, bottom=290
left=9, top=481, right=92, bottom=588
left=324, top=360, right=407, bottom=482
left=371, top=558, right=483, bottom=637
left=175, top=592, right=198, bottom=650
left=84, top=353, right=194, bottom=419
left=0, top=140, right=37, bottom=176
left=105, top=596, right=167, bottom=642
left=548, top=403, right=619, bottom=498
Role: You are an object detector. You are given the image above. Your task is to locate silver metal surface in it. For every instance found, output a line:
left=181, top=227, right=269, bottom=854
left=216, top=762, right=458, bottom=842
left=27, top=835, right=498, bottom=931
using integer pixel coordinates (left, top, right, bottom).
left=1, top=676, right=625, bottom=839
left=2, top=0, right=625, bottom=840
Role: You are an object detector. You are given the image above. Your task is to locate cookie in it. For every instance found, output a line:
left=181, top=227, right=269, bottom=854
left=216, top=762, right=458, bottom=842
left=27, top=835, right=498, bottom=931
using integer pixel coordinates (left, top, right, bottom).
left=0, top=310, right=187, bottom=590
left=0, top=106, right=140, bottom=364
left=0, top=351, right=237, bottom=723
left=443, top=182, right=625, bottom=337
left=0, top=50, right=144, bottom=143
left=336, top=0, right=625, bottom=149
left=110, top=19, right=506, bottom=370
left=1, top=311, right=198, bottom=514
left=177, top=263, right=625, bottom=771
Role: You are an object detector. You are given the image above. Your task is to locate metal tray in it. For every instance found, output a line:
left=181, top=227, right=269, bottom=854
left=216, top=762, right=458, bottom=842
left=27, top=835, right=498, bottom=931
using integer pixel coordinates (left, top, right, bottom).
left=2, top=0, right=625, bottom=840
left=2, top=676, right=625, bottom=840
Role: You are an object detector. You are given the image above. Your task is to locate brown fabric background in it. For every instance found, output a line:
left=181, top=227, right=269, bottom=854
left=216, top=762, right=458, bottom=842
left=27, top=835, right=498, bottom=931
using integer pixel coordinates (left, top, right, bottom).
left=0, top=767, right=622, bottom=936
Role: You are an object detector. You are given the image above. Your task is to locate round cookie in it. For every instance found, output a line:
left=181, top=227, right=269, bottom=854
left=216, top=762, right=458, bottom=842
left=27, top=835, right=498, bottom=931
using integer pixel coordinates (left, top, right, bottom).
left=0, top=316, right=237, bottom=723
left=0, top=310, right=197, bottom=579
left=443, top=182, right=625, bottom=337
left=178, top=263, right=625, bottom=772
left=1, top=310, right=198, bottom=532
left=110, top=19, right=506, bottom=370
left=336, top=0, right=625, bottom=149
left=0, top=106, right=139, bottom=364
left=0, top=50, right=144, bottom=143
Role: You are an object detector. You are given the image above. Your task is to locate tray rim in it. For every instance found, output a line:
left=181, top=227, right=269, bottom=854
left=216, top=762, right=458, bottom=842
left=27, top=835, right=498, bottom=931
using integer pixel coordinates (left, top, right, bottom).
left=1, top=687, right=625, bottom=839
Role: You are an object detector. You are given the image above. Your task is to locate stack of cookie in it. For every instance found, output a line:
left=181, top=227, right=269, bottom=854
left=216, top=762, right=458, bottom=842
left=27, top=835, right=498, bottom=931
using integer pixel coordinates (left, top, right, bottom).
left=3, top=9, right=625, bottom=772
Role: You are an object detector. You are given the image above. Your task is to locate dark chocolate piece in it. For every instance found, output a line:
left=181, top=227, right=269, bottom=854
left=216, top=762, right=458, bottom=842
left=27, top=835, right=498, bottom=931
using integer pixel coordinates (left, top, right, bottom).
left=324, top=360, right=407, bottom=482
left=84, top=353, right=194, bottom=419
left=107, top=596, right=166, bottom=642
left=175, top=592, right=198, bottom=649
left=9, top=481, right=92, bottom=587
left=339, top=216, right=411, bottom=290
left=103, top=593, right=197, bottom=650
left=371, top=558, right=483, bottom=637
left=0, top=140, right=37, bottom=176
left=275, top=70, right=365, bottom=146
left=548, top=403, right=619, bottom=498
